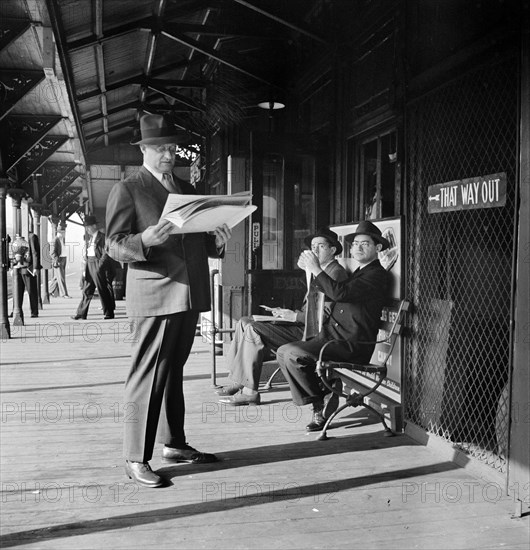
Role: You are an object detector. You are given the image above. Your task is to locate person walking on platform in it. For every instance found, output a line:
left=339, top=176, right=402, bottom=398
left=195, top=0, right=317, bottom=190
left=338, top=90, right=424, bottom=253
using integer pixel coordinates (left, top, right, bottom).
left=105, top=114, right=231, bottom=488
left=71, top=215, right=114, bottom=320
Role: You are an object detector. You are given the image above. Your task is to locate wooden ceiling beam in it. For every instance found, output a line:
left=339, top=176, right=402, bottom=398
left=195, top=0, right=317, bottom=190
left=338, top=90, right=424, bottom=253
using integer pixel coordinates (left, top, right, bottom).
left=93, top=0, right=109, bottom=148
left=68, top=20, right=285, bottom=53
left=232, top=0, right=328, bottom=44
left=138, top=0, right=169, bottom=114
left=67, top=17, right=153, bottom=51
left=0, top=18, right=31, bottom=52
left=46, top=0, right=88, bottom=159
left=161, top=28, right=276, bottom=87
left=146, top=82, right=205, bottom=112
left=75, top=64, right=203, bottom=102
left=81, top=100, right=143, bottom=124
left=85, top=120, right=134, bottom=141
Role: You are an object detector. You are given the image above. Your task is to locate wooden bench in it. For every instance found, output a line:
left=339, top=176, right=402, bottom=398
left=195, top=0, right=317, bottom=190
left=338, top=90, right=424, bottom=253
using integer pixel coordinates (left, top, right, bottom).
left=314, top=299, right=410, bottom=441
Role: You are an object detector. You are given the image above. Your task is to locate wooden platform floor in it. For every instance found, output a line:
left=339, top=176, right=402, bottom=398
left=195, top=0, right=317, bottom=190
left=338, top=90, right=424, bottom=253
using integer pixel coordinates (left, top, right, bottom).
left=1, top=289, right=529, bottom=549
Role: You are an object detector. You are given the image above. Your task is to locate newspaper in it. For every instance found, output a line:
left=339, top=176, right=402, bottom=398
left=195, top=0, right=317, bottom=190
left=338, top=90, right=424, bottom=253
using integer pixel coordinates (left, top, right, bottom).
left=161, top=191, right=256, bottom=233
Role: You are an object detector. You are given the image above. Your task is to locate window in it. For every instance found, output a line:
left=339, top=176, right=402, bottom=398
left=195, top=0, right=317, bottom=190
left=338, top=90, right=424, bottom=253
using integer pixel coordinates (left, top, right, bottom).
left=262, top=154, right=284, bottom=269
left=356, top=130, right=399, bottom=220
left=260, top=153, right=316, bottom=270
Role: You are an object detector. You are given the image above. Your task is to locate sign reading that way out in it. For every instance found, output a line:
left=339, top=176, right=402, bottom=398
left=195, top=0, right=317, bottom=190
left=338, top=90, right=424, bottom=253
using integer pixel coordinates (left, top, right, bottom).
left=427, top=172, right=506, bottom=214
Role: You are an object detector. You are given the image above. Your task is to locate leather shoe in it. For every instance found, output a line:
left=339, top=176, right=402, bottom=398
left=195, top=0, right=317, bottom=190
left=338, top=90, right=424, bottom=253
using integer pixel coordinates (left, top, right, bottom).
left=322, top=378, right=342, bottom=419
left=306, top=410, right=326, bottom=432
left=215, top=383, right=243, bottom=396
left=219, top=390, right=261, bottom=406
left=104, top=314, right=114, bottom=319
left=162, top=444, right=218, bottom=464
left=71, top=315, right=86, bottom=320
left=125, top=461, right=164, bottom=488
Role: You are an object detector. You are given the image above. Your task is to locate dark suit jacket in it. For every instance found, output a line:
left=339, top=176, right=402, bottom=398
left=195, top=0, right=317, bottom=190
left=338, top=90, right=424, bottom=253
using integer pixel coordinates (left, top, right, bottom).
left=105, top=166, right=221, bottom=317
left=22, top=233, right=41, bottom=275
left=51, top=236, right=62, bottom=267
left=312, top=259, right=391, bottom=362
left=83, top=230, right=110, bottom=275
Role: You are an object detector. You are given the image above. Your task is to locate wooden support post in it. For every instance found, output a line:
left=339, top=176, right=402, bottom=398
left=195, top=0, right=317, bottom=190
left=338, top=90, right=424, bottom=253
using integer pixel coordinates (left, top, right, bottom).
left=0, top=186, right=11, bottom=339
left=9, top=190, right=25, bottom=326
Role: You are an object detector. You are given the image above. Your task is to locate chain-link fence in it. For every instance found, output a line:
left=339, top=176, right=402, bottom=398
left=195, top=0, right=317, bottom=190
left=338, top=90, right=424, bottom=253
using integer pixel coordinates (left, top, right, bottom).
left=405, top=57, right=518, bottom=473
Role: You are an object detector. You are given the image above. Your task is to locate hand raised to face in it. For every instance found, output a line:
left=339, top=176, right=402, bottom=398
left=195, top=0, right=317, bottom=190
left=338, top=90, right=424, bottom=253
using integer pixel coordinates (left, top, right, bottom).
left=297, top=250, right=322, bottom=276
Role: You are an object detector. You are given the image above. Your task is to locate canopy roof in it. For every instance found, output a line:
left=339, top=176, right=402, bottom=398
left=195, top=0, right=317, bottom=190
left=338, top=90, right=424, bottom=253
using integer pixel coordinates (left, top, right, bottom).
left=1, top=0, right=333, bottom=220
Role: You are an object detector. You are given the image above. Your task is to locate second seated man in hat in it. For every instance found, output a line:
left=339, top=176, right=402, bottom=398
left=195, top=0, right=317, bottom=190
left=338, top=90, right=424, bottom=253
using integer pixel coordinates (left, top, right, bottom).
left=277, top=220, right=393, bottom=432
left=217, top=227, right=347, bottom=406
left=71, top=215, right=115, bottom=320
left=105, top=114, right=232, bottom=488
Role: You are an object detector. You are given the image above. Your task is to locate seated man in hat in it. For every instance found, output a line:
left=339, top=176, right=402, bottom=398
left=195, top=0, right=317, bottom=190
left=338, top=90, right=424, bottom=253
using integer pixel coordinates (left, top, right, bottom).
left=217, top=228, right=347, bottom=406
left=277, top=220, right=392, bottom=432
left=71, top=215, right=115, bottom=320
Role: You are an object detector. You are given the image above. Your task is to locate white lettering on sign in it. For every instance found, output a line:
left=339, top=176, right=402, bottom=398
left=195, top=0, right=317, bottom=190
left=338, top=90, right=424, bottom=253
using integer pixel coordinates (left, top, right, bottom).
left=428, top=172, right=506, bottom=214
left=481, top=178, right=500, bottom=203
left=440, top=186, right=458, bottom=208
left=252, top=222, right=260, bottom=251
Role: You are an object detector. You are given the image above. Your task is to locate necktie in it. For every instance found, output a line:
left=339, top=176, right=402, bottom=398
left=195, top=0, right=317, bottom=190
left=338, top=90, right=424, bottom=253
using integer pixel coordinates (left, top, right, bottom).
left=162, top=173, right=175, bottom=193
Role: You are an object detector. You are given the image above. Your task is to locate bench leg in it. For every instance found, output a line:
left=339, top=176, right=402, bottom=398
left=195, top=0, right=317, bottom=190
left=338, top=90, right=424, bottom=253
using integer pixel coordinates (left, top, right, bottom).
left=363, top=402, right=395, bottom=436
left=263, top=367, right=282, bottom=391
left=317, top=403, right=350, bottom=441
left=317, top=401, right=395, bottom=440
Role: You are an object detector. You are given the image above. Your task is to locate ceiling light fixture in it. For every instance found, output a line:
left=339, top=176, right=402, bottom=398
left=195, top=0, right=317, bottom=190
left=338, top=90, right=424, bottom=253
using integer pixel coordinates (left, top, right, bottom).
left=257, top=101, right=285, bottom=111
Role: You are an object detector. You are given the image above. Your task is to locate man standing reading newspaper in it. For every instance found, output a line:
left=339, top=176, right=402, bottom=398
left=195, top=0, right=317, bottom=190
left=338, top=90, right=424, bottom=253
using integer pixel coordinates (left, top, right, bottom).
left=106, top=114, right=231, bottom=488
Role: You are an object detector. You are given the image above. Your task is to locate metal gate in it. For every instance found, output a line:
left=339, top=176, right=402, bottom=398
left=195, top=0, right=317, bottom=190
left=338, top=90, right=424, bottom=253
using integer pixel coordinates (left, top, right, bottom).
left=405, top=57, right=518, bottom=472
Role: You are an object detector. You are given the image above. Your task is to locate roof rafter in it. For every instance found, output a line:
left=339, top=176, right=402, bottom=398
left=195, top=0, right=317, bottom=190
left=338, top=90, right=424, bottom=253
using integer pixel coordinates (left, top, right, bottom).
left=161, top=28, right=277, bottom=87
left=232, top=0, right=328, bottom=44
left=147, top=82, right=205, bottom=112
left=67, top=19, right=287, bottom=52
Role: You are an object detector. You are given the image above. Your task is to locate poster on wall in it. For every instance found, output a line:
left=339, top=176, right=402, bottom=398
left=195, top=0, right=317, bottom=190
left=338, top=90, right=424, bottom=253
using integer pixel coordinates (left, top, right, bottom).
left=330, top=216, right=403, bottom=402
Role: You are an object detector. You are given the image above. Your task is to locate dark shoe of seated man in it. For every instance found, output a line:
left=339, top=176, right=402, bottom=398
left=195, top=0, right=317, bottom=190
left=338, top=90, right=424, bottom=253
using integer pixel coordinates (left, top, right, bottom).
left=306, top=381, right=342, bottom=432
left=125, top=460, right=164, bottom=488
left=162, top=443, right=218, bottom=464
left=322, top=378, right=342, bottom=419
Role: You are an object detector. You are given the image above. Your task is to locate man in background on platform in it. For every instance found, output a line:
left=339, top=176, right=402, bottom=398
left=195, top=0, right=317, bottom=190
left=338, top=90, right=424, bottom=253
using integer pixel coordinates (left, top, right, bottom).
left=50, top=229, right=70, bottom=298
left=71, top=215, right=114, bottom=320
left=11, top=231, right=41, bottom=319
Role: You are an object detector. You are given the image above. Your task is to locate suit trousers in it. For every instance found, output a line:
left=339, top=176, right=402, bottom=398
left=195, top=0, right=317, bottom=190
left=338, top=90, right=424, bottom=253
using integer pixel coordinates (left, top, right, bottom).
left=54, top=257, right=69, bottom=297
left=76, top=257, right=114, bottom=318
left=277, top=337, right=353, bottom=406
left=226, top=316, right=304, bottom=390
left=16, top=270, right=39, bottom=317
left=124, top=310, right=199, bottom=463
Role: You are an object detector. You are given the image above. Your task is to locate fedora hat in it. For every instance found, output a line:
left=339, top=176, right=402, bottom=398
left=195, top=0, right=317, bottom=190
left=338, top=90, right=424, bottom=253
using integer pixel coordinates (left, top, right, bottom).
left=84, top=215, right=98, bottom=226
left=131, top=114, right=180, bottom=145
left=345, top=220, right=390, bottom=251
left=304, top=227, right=342, bottom=256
